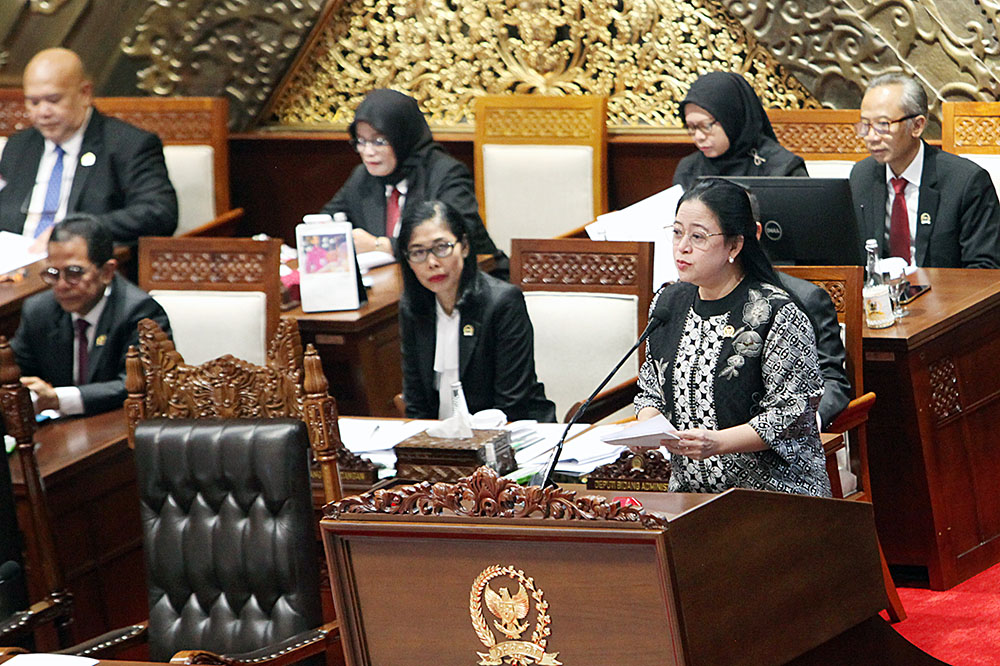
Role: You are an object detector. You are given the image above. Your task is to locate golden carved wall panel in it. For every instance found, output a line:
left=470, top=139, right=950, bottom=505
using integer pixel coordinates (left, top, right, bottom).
left=270, top=0, right=820, bottom=131
left=720, top=0, right=1000, bottom=135
left=120, top=0, right=326, bottom=129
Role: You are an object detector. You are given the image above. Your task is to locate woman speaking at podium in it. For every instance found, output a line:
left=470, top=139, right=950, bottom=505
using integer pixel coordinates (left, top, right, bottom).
left=396, top=199, right=555, bottom=422
left=672, top=71, right=808, bottom=189
left=634, top=178, right=830, bottom=496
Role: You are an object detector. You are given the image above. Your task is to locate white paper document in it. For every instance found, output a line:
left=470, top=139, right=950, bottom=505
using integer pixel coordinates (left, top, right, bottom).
left=0, top=230, right=46, bottom=276
left=600, top=414, right=679, bottom=448
left=357, top=250, right=396, bottom=273
left=586, top=184, right=684, bottom=290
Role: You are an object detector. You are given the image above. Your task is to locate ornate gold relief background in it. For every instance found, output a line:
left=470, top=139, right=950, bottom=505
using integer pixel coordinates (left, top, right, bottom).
left=4, top=0, right=1000, bottom=134
left=270, top=0, right=820, bottom=131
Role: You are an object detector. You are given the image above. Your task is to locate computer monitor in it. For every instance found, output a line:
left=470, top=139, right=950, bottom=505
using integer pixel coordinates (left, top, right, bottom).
left=713, top=177, right=866, bottom=266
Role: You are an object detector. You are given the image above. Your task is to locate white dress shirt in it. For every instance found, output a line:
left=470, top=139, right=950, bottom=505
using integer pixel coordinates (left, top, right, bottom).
left=22, top=109, right=92, bottom=238
left=433, top=298, right=461, bottom=420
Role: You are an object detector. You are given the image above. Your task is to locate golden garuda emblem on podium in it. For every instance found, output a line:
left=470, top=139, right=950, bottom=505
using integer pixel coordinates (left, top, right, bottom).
left=470, top=564, right=561, bottom=665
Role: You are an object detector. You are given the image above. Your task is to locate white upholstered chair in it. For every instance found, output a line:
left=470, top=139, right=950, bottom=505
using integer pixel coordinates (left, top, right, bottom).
left=766, top=108, right=868, bottom=179
left=942, top=101, right=1000, bottom=199
left=474, top=95, right=608, bottom=254
left=138, top=236, right=280, bottom=366
left=510, top=238, right=652, bottom=422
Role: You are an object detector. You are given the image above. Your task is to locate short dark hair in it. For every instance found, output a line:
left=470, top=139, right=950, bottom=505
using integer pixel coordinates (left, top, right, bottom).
left=49, top=213, right=113, bottom=265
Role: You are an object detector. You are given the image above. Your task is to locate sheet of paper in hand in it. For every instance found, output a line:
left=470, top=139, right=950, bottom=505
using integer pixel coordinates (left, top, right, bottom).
left=599, top=413, right=680, bottom=448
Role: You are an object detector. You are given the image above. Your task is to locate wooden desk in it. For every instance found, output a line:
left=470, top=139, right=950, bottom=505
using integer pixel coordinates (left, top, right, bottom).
left=0, top=261, right=47, bottom=340
left=863, top=267, right=1000, bottom=589
left=8, top=409, right=146, bottom=647
left=290, top=263, right=403, bottom=417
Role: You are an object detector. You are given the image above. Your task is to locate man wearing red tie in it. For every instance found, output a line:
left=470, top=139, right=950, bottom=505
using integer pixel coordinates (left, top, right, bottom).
left=10, top=214, right=171, bottom=416
left=849, top=73, right=1000, bottom=268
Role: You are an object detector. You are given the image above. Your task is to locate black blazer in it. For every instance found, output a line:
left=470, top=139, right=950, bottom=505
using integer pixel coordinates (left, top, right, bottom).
left=321, top=148, right=507, bottom=276
left=777, top=273, right=851, bottom=429
left=849, top=142, right=1000, bottom=268
left=11, top=275, right=172, bottom=415
left=0, top=109, right=178, bottom=243
left=400, top=272, right=556, bottom=422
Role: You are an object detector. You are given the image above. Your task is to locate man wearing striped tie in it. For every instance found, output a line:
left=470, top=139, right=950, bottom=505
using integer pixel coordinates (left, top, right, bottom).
left=0, top=48, right=177, bottom=249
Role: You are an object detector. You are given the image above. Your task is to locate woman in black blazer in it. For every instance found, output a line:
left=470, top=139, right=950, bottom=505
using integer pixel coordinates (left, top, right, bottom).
left=396, top=200, right=555, bottom=422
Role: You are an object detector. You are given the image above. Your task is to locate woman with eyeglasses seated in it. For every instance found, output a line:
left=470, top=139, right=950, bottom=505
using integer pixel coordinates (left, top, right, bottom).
left=634, top=178, right=830, bottom=496
left=397, top=199, right=555, bottom=422
left=672, top=71, right=808, bottom=190
left=321, top=88, right=506, bottom=276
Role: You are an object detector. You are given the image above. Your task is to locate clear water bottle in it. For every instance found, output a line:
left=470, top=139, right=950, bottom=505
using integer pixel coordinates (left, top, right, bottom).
left=863, top=239, right=894, bottom=329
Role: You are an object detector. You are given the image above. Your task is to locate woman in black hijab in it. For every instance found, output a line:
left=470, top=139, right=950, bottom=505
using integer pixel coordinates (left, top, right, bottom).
left=321, top=89, right=505, bottom=272
left=672, top=72, right=808, bottom=189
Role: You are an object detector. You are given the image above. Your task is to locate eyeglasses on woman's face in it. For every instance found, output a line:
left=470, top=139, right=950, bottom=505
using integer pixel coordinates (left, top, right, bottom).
left=669, top=225, right=726, bottom=250
left=404, top=241, right=457, bottom=263
left=352, top=136, right=391, bottom=151
left=684, top=119, right=719, bottom=137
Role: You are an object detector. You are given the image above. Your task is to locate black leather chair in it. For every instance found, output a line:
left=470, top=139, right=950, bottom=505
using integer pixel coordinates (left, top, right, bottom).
left=66, top=418, right=337, bottom=665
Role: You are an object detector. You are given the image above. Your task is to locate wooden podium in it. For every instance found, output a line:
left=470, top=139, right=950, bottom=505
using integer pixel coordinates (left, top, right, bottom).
left=321, top=468, right=945, bottom=666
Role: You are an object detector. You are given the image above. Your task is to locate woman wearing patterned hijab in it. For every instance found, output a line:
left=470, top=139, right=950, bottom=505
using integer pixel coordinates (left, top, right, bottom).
left=672, top=71, right=808, bottom=189
left=321, top=89, right=505, bottom=273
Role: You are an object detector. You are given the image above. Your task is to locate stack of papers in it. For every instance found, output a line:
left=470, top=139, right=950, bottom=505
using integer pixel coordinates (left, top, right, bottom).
left=599, top=414, right=679, bottom=448
left=0, top=231, right=46, bottom=276
left=585, top=184, right=684, bottom=290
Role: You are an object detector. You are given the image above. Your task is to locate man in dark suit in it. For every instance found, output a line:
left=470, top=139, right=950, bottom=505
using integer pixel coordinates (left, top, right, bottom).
left=10, top=214, right=171, bottom=416
left=776, top=273, right=852, bottom=429
left=849, top=73, right=1000, bottom=268
left=0, top=47, right=177, bottom=247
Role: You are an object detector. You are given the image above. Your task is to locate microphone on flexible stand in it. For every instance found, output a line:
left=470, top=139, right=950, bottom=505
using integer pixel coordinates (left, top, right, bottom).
left=530, top=301, right=671, bottom=488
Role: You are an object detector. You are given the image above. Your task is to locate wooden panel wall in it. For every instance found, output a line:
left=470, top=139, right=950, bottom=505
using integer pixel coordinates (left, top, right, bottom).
left=229, top=134, right=695, bottom=244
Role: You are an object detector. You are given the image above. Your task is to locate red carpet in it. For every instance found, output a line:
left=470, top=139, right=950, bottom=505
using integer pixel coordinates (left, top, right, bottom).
left=881, top=562, right=1000, bottom=665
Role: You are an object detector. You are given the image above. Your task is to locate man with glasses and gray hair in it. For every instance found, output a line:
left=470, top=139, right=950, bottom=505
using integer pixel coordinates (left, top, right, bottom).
left=10, top=213, right=170, bottom=416
left=849, top=73, right=1000, bottom=268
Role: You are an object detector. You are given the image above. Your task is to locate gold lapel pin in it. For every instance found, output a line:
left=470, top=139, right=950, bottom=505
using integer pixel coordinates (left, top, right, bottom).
left=463, top=324, right=474, bottom=336
left=95, top=334, right=107, bottom=346
left=80, top=152, right=96, bottom=167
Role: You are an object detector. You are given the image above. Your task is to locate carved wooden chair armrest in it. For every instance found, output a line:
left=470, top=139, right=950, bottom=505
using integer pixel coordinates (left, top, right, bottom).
left=180, top=207, right=245, bottom=237
left=169, top=621, right=340, bottom=666
left=0, top=647, right=28, bottom=657
left=826, top=392, right=876, bottom=434
left=0, top=594, right=75, bottom=646
left=564, top=376, right=639, bottom=423
left=55, top=622, right=148, bottom=658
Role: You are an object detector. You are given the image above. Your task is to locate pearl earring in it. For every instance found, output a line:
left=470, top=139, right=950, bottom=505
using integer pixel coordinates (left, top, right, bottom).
left=728, top=256, right=734, bottom=264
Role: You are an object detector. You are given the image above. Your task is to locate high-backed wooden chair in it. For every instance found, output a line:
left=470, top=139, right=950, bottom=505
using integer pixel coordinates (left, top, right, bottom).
left=766, top=108, right=867, bottom=179
left=138, top=236, right=281, bottom=366
left=122, top=316, right=383, bottom=505
left=941, top=101, right=1000, bottom=198
left=779, top=265, right=905, bottom=622
left=510, top=238, right=652, bottom=422
left=0, top=338, right=74, bottom=648
left=0, top=91, right=241, bottom=237
left=474, top=95, right=608, bottom=253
